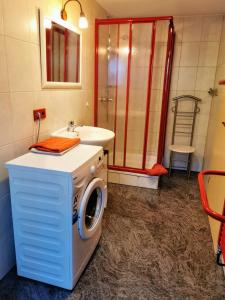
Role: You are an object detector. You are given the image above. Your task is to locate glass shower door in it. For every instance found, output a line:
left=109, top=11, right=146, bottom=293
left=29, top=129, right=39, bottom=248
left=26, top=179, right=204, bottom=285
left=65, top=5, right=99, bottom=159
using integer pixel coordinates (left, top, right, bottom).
left=125, top=22, right=153, bottom=169
left=97, top=23, right=130, bottom=166
left=95, top=18, right=174, bottom=173
left=97, top=22, right=155, bottom=169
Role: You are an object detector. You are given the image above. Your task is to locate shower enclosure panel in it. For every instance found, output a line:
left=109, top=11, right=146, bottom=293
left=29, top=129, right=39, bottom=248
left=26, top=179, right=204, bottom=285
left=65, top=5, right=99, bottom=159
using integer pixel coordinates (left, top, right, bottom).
left=95, top=17, right=175, bottom=175
left=126, top=22, right=153, bottom=169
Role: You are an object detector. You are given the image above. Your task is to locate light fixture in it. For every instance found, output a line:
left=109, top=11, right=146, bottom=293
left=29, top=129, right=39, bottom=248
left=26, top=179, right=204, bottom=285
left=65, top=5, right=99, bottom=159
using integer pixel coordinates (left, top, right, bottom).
left=61, top=0, right=88, bottom=29
left=44, top=18, right=52, bottom=29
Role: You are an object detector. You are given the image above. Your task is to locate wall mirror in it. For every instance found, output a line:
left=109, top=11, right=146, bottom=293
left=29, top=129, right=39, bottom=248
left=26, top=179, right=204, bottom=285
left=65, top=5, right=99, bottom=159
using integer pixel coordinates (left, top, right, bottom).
left=39, top=11, right=82, bottom=88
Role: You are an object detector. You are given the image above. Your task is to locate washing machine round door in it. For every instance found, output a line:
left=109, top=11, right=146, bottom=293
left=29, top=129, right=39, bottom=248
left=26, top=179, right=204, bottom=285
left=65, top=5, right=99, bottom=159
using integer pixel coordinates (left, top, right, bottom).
left=78, top=178, right=106, bottom=240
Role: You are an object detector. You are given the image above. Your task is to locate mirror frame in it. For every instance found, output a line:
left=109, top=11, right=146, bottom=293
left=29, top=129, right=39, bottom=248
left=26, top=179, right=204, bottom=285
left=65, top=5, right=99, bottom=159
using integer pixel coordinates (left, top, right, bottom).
left=39, top=10, right=82, bottom=89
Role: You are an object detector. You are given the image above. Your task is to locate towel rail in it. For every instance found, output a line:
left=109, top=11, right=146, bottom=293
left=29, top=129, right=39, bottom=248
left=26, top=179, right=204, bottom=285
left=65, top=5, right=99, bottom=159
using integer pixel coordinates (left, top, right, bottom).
left=169, top=94, right=201, bottom=177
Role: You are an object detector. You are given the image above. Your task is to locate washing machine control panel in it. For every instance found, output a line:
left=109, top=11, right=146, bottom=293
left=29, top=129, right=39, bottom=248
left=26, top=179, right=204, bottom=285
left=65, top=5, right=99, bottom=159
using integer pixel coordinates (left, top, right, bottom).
left=89, top=153, right=104, bottom=175
left=90, top=165, right=96, bottom=174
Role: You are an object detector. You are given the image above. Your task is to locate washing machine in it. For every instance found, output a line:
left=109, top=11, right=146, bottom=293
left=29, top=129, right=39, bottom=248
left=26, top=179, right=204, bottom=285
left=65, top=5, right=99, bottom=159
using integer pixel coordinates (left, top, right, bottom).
left=6, top=144, right=107, bottom=289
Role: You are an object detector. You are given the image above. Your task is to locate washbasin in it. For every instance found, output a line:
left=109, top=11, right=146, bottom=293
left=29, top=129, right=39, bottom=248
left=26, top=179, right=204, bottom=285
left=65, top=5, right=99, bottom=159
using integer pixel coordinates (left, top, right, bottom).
left=51, top=126, right=115, bottom=147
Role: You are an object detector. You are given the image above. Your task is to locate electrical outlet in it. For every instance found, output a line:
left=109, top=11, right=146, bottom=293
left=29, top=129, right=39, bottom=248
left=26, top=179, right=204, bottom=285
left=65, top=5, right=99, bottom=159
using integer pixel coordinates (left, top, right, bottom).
left=33, top=108, right=46, bottom=121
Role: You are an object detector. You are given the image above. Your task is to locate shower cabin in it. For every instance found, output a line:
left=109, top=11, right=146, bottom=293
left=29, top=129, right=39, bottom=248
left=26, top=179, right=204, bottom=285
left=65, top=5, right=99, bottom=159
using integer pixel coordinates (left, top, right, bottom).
left=94, top=17, right=175, bottom=188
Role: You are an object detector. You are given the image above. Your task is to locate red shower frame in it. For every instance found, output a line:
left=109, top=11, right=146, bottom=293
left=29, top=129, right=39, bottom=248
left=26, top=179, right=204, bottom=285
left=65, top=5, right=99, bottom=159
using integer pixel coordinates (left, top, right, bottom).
left=94, top=16, right=175, bottom=175
left=198, top=170, right=225, bottom=263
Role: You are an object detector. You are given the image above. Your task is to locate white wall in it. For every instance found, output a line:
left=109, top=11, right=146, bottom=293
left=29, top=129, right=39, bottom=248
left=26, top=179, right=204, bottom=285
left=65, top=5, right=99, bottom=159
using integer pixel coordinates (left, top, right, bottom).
left=164, top=15, right=224, bottom=171
left=0, top=0, right=106, bottom=279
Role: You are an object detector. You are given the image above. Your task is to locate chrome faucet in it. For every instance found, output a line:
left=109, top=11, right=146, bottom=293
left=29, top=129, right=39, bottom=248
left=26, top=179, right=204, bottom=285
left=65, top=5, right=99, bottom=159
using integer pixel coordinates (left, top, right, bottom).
left=67, top=121, right=83, bottom=134
left=67, top=121, right=76, bottom=132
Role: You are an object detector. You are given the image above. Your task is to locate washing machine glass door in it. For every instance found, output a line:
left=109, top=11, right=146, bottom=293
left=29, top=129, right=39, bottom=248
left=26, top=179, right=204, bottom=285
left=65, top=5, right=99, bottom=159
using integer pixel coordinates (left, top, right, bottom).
left=78, top=178, right=106, bottom=240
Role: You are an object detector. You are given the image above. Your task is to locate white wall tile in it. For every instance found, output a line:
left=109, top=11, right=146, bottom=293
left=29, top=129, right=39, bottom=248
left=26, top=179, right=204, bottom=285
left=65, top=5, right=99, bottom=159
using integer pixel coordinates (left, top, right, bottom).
left=13, top=137, right=33, bottom=157
left=221, top=18, right=225, bottom=43
left=214, top=64, right=225, bottom=85
left=182, top=16, right=203, bottom=42
left=217, top=42, right=225, bottom=66
left=195, top=113, right=210, bottom=137
left=0, top=0, right=4, bottom=35
left=6, top=38, right=41, bottom=92
left=2, top=0, right=30, bottom=41
left=199, top=42, right=220, bottom=67
left=194, top=91, right=212, bottom=115
left=195, top=67, right=216, bottom=91
left=192, top=134, right=207, bottom=171
left=168, top=90, right=177, bottom=109
left=0, top=36, right=9, bottom=92
left=10, top=92, right=36, bottom=141
left=170, top=67, right=179, bottom=91
left=173, top=17, right=183, bottom=43
left=173, top=42, right=182, bottom=67
left=177, top=67, right=197, bottom=91
left=0, top=93, right=13, bottom=147
left=175, top=89, right=195, bottom=98
left=180, top=42, right=200, bottom=67
left=201, top=15, right=223, bottom=42
left=27, top=1, right=39, bottom=44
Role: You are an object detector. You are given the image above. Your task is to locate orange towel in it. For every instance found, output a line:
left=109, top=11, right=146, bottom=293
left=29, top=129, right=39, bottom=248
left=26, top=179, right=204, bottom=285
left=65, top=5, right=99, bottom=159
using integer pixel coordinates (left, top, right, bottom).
left=29, top=137, right=80, bottom=153
left=145, top=163, right=168, bottom=176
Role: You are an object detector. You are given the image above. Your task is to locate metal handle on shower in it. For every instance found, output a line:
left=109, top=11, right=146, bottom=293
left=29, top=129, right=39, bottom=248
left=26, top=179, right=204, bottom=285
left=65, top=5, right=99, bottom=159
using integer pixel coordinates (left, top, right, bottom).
left=98, top=97, right=113, bottom=102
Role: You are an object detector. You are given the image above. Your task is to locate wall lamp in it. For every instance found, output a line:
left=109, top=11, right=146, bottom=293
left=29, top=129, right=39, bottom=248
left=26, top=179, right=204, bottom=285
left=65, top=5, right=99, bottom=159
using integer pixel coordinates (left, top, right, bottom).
left=61, top=0, right=88, bottom=29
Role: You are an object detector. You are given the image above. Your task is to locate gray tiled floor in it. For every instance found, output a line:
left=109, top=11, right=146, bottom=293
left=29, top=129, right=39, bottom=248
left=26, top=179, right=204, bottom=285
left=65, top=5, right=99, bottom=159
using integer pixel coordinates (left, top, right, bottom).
left=0, top=174, right=224, bottom=299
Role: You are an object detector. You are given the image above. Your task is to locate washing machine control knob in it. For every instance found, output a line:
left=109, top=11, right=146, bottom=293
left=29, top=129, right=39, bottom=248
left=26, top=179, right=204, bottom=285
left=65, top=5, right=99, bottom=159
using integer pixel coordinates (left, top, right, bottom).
left=90, top=165, right=96, bottom=174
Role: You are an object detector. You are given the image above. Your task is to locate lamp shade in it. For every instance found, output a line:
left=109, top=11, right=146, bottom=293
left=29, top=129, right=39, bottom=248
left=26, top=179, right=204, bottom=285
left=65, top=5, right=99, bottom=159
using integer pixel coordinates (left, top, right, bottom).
left=79, top=14, right=88, bottom=29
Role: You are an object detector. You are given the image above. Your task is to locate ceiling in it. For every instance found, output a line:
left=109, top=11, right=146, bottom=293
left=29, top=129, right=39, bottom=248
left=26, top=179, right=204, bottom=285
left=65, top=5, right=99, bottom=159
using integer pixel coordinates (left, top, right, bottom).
left=96, top=0, right=225, bottom=17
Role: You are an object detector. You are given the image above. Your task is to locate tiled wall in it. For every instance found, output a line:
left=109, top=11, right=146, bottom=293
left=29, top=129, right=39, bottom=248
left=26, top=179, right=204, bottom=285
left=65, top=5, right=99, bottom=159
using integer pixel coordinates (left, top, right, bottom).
left=0, top=0, right=106, bottom=278
left=164, top=15, right=224, bottom=171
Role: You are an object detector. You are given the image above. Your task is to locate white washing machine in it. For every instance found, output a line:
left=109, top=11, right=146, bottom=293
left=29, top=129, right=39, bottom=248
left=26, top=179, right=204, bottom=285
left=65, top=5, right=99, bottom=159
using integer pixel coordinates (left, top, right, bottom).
left=6, top=144, right=107, bottom=289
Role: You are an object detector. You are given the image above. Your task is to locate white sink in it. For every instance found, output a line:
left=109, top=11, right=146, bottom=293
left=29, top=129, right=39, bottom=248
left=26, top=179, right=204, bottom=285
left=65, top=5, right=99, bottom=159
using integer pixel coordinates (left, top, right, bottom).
left=51, top=126, right=115, bottom=148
